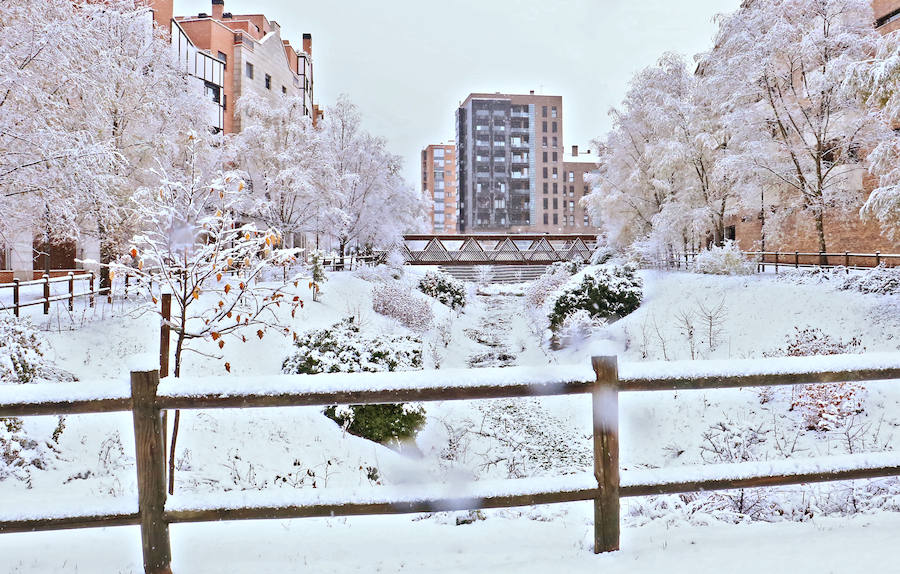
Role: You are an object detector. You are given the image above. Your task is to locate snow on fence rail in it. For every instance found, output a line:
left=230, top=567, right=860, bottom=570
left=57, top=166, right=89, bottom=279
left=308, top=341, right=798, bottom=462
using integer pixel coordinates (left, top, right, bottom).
left=2, top=354, right=900, bottom=573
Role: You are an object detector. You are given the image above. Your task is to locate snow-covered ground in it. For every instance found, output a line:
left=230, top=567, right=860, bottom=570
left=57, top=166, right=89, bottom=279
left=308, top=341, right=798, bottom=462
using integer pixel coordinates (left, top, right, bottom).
left=2, top=265, right=900, bottom=572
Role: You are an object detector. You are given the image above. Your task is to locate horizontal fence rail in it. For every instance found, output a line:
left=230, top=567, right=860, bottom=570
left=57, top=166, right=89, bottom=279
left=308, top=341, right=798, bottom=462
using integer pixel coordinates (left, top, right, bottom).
left=0, top=270, right=143, bottom=317
left=2, top=353, right=900, bottom=572
left=669, top=250, right=900, bottom=272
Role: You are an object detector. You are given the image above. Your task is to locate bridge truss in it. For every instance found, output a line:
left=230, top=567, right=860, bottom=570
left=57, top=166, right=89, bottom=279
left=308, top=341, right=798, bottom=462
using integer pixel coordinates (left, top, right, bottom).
left=401, top=234, right=599, bottom=266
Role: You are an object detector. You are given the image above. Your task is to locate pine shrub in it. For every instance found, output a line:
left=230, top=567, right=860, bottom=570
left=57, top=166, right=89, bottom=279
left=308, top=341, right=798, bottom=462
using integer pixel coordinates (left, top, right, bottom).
left=282, top=318, right=426, bottom=443
left=417, top=270, right=466, bottom=309
left=547, top=264, right=643, bottom=331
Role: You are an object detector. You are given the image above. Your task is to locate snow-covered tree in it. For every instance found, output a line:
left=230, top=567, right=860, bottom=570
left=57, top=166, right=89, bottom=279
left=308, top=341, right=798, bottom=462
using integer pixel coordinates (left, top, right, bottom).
left=586, top=53, right=736, bottom=257
left=709, top=0, right=881, bottom=256
left=115, top=135, right=303, bottom=492
left=313, top=95, right=425, bottom=255
left=231, top=93, right=320, bottom=248
left=845, top=31, right=900, bottom=239
left=0, top=0, right=214, bottom=285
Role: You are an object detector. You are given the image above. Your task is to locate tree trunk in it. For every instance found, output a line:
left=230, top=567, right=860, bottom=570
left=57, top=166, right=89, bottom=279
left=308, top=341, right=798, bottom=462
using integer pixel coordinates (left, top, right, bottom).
left=814, top=209, right=828, bottom=266
left=98, top=222, right=115, bottom=294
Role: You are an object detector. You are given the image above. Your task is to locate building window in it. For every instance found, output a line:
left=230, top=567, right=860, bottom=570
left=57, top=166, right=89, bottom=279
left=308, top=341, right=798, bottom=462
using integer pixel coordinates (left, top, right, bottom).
left=543, top=198, right=548, bottom=209
left=552, top=136, right=558, bottom=147
left=542, top=151, right=548, bottom=162
left=217, top=51, right=228, bottom=68
left=725, top=225, right=736, bottom=241
left=552, top=182, right=557, bottom=194
left=553, top=214, right=558, bottom=225
left=569, top=200, right=575, bottom=211
left=282, top=86, right=287, bottom=94
left=552, top=152, right=558, bottom=162
left=204, top=81, right=221, bottom=104
left=551, top=106, right=558, bottom=118
left=552, top=122, right=557, bottom=133
left=543, top=182, right=548, bottom=193
left=552, top=167, right=558, bottom=179
left=568, top=171, right=574, bottom=182
left=552, top=197, right=558, bottom=209
left=542, top=137, right=548, bottom=147
left=584, top=214, right=590, bottom=226
left=542, top=105, right=548, bottom=117
left=542, top=121, right=548, bottom=132
left=543, top=167, right=548, bottom=178
left=265, top=74, right=272, bottom=90
left=543, top=213, right=549, bottom=224
left=245, top=62, right=254, bottom=79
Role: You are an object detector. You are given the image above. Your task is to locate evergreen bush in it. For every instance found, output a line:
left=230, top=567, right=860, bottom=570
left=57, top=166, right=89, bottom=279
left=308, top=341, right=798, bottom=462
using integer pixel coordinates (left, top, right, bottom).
left=417, top=270, right=466, bottom=309
left=547, top=264, right=643, bottom=331
left=282, top=318, right=426, bottom=443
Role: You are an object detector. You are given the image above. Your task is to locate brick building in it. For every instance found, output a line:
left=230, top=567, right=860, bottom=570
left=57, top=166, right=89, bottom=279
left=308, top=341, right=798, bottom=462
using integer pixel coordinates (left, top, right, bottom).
left=170, top=0, right=319, bottom=134
left=725, top=1, right=900, bottom=255
left=421, top=143, right=458, bottom=234
left=455, top=91, right=597, bottom=234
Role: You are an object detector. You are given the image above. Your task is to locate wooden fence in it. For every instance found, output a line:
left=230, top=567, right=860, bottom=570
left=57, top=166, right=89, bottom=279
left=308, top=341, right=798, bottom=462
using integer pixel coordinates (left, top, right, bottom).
left=2, top=354, right=900, bottom=573
left=670, top=250, right=900, bottom=271
left=0, top=272, right=100, bottom=317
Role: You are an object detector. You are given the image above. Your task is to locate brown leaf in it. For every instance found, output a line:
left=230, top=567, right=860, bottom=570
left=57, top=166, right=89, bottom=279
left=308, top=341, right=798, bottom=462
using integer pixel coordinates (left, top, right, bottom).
left=224, top=362, right=231, bottom=373
left=217, top=273, right=223, bottom=282
left=224, top=284, right=231, bottom=294
left=211, top=332, right=220, bottom=341
left=257, top=329, right=264, bottom=340
left=218, top=340, right=225, bottom=349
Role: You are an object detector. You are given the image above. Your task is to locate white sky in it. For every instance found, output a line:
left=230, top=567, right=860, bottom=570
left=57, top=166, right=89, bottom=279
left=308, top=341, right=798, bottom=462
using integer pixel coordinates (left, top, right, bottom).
left=175, top=0, right=742, bottom=187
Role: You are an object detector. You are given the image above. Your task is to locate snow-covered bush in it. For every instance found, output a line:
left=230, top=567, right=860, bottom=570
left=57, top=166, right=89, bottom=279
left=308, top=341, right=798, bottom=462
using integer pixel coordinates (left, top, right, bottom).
left=838, top=266, right=900, bottom=295
left=693, top=241, right=755, bottom=275
left=372, top=282, right=433, bottom=331
left=282, top=318, right=425, bottom=443
left=417, top=270, right=466, bottom=309
left=282, top=317, right=423, bottom=374
left=558, top=309, right=599, bottom=348
left=524, top=261, right=581, bottom=310
left=767, top=327, right=866, bottom=432
left=385, top=249, right=406, bottom=279
left=547, top=264, right=643, bottom=331
left=0, top=316, right=71, bottom=483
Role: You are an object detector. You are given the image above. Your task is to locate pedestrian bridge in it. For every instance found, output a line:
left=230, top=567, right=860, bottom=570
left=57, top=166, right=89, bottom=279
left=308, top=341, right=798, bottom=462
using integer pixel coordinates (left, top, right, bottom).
left=401, top=234, right=598, bottom=266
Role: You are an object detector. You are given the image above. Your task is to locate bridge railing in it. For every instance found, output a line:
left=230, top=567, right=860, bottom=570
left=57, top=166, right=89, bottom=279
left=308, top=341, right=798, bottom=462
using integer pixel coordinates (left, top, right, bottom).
left=3, top=353, right=900, bottom=571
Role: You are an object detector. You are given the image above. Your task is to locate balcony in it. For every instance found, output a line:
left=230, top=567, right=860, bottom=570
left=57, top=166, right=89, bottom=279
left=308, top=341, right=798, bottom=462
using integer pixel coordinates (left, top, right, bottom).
left=511, top=170, right=529, bottom=179
left=511, top=111, right=530, bottom=118
left=511, top=155, right=529, bottom=163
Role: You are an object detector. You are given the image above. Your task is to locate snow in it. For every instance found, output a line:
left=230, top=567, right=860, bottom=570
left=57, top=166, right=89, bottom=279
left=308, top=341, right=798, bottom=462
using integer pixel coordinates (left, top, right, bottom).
left=3, top=268, right=900, bottom=572
left=0, top=379, right=130, bottom=406
left=618, top=353, right=900, bottom=385
left=158, top=364, right=596, bottom=402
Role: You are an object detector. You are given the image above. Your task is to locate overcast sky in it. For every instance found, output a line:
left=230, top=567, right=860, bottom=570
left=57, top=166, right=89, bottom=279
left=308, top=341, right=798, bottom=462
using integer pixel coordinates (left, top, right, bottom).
left=176, top=0, right=742, bottom=186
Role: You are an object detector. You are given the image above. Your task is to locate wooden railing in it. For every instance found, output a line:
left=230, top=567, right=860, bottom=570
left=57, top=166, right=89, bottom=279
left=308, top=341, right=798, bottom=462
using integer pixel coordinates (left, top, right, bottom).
left=2, top=354, right=900, bottom=572
left=0, top=272, right=99, bottom=317
left=669, top=250, right=900, bottom=271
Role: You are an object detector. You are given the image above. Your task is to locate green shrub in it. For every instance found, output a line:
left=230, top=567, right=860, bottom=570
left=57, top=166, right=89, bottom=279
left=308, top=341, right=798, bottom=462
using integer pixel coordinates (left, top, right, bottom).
left=282, top=318, right=426, bottom=443
left=417, top=270, right=466, bottom=309
left=548, top=265, right=643, bottom=331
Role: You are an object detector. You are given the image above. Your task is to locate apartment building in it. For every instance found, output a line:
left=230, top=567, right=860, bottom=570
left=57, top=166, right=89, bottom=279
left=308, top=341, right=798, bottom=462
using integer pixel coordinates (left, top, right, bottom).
left=421, top=144, right=459, bottom=234
left=455, top=91, right=597, bottom=234
left=164, top=0, right=317, bottom=134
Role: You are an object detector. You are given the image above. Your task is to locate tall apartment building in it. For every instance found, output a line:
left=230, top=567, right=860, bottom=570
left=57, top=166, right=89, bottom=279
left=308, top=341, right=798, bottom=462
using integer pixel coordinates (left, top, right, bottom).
left=456, top=92, right=596, bottom=234
left=421, top=143, right=458, bottom=234
left=151, top=0, right=318, bottom=135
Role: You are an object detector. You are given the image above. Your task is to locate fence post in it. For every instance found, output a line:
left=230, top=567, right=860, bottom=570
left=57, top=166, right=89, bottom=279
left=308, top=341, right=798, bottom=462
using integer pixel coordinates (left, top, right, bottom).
left=591, top=356, right=620, bottom=554
left=876, top=251, right=881, bottom=267
left=845, top=251, right=850, bottom=273
left=13, top=278, right=20, bottom=318
left=795, top=251, right=799, bottom=269
left=89, top=272, right=95, bottom=308
left=42, top=274, right=50, bottom=315
left=774, top=251, right=779, bottom=274
left=125, top=273, right=130, bottom=300
left=819, top=252, right=825, bottom=267
left=68, top=272, right=74, bottom=312
left=130, top=369, right=172, bottom=574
